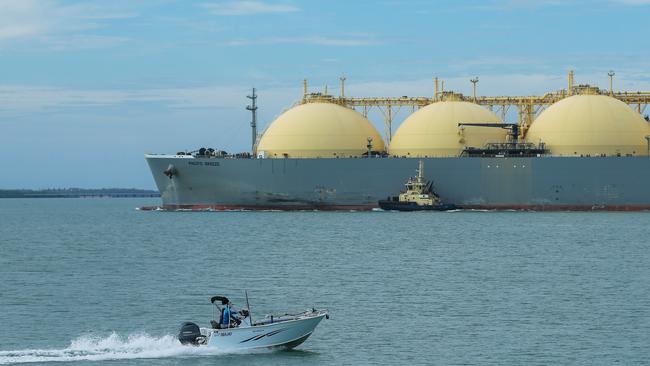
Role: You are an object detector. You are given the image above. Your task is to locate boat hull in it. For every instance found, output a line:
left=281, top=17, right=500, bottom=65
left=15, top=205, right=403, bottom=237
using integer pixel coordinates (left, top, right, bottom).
left=378, top=200, right=457, bottom=211
left=200, top=313, right=326, bottom=351
left=145, top=155, right=650, bottom=211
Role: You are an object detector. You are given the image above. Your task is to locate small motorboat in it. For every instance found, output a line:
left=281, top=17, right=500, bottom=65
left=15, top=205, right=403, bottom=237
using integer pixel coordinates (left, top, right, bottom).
left=378, top=160, right=457, bottom=211
left=178, top=294, right=329, bottom=351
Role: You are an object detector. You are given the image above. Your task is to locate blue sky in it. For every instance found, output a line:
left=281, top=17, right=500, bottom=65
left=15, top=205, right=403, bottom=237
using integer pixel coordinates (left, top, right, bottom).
left=1, top=0, right=649, bottom=189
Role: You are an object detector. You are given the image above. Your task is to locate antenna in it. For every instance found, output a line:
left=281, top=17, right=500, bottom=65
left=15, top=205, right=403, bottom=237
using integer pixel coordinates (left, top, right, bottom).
left=608, top=70, right=615, bottom=96
left=434, top=77, right=439, bottom=101
left=245, top=290, right=253, bottom=326
left=303, top=79, right=308, bottom=99
left=246, top=88, right=258, bottom=155
left=470, top=77, right=479, bottom=102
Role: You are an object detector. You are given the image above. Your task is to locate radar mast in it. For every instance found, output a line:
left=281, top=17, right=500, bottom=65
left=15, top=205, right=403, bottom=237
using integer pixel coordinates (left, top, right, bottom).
left=246, top=88, right=258, bottom=155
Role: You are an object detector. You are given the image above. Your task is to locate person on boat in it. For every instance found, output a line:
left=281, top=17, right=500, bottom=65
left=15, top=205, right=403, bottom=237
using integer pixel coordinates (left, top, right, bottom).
left=221, top=302, right=240, bottom=328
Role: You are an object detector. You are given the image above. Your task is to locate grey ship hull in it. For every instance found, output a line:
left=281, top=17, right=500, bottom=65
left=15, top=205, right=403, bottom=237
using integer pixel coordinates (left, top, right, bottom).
left=145, top=155, right=650, bottom=210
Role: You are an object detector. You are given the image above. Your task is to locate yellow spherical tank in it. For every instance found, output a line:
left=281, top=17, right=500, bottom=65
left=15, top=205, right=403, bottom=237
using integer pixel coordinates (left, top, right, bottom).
left=525, top=95, right=650, bottom=156
left=256, top=102, right=385, bottom=158
left=388, top=101, right=507, bottom=157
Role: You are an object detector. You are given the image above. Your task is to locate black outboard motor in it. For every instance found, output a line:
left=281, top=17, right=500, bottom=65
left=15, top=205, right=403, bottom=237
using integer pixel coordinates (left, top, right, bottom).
left=178, top=322, right=204, bottom=345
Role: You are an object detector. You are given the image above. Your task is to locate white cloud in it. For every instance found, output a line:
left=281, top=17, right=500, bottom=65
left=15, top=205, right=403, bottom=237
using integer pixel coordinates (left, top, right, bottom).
left=0, top=0, right=135, bottom=48
left=0, top=85, right=266, bottom=113
left=201, top=1, right=299, bottom=16
left=0, top=0, right=54, bottom=41
left=226, top=35, right=380, bottom=47
left=330, top=74, right=561, bottom=100
left=450, top=56, right=538, bottom=69
left=42, top=35, right=130, bottom=50
left=504, top=0, right=565, bottom=6
left=0, top=23, right=42, bottom=41
left=612, top=0, right=650, bottom=4
left=493, top=0, right=650, bottom=7
left=2, top=71, right=649, bottom=119
left=349, top=71, right=650, bottom=98
left=460, top=0, right=567, bottom=11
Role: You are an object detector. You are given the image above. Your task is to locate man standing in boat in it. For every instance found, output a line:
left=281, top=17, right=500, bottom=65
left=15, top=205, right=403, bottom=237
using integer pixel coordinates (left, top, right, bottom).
left=210, top=296, right=241, bottom=328
left=221, top=300, right=240, bottom=328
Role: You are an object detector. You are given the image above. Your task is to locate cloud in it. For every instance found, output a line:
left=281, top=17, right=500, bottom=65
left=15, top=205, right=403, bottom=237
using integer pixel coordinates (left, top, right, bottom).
left=491, top=0, right=650, bottom=8
left=462, top=0, right=570, bottom=11
left=226, top=35, right=380, bottom=47
left=3, top=70, right=649, bottom=118
left=611, top=0, right=650, bottom=4
left=0, top=85, right=260, bottom=113
left=42, top=35, right=130, bottom=50
left=389, top=72, right=649, bottom=100
left=201, top=1, right=299, bottom=16
left=0, top=0, right=53, bottom=41
left=451, top=56, right=538, bottom=69
left=0, top=24, right=43, bottom=41
left=0, top=0, right=136, bottom=48
left=505, top=0, right=565, bottom=6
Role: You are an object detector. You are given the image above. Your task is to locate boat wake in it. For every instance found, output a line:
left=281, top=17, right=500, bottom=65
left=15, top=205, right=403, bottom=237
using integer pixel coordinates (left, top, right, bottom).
left=0, top=332, right=237, bottom=364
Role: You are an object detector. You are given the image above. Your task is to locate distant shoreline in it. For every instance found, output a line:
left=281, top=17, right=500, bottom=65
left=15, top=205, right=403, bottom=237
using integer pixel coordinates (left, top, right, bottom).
left=0, top=188, right=160, bottom=198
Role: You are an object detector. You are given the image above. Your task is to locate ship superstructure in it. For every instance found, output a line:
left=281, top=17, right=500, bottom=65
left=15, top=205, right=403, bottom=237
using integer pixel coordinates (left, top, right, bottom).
left=399, top=160, right=438, bottom=206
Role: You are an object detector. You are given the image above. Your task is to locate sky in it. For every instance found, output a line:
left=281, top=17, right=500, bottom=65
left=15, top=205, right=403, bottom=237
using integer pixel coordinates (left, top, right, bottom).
left=1, top=0, right=650, bottom=189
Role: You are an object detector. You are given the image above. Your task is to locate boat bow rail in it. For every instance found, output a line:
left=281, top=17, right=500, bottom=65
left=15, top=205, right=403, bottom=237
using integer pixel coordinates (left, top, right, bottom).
left=253, top=309, right=330, bottom=326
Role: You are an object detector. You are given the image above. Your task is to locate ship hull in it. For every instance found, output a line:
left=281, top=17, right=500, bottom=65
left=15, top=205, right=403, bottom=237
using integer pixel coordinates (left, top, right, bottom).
left=145, top=155, right=650, bottom=211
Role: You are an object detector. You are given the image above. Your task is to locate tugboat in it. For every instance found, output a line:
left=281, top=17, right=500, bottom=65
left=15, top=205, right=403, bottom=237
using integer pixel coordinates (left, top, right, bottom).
left=378, top=160, right=457, bottom=211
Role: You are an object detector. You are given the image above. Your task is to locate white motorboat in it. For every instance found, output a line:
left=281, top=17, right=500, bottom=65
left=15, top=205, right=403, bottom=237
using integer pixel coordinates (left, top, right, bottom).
left=178, top=295, right=329, bottom=351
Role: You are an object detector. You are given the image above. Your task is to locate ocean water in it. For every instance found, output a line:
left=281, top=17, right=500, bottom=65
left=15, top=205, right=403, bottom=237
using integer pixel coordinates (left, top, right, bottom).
left=0, top=198, right=649, bottom=365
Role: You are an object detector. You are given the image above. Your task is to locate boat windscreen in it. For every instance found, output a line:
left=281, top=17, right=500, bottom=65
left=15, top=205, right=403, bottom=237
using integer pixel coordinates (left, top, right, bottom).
left=210, top=296, right=230, bottom=305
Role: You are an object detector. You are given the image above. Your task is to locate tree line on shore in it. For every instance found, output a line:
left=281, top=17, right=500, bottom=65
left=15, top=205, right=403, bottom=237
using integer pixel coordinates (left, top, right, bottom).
left=0, top=188, right=160, bottom=198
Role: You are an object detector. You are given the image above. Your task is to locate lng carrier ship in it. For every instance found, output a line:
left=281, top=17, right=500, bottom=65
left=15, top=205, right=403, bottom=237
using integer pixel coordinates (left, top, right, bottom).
left=145, top=71, right=650, bottom=211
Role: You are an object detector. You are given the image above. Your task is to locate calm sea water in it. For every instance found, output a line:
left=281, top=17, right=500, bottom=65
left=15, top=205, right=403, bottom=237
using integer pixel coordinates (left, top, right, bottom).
left=0, top=198, right=649, bottom=365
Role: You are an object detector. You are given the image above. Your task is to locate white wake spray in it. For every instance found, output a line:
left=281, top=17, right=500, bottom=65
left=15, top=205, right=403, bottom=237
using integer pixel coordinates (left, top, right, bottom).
left=0, top=332, right=226, bottom=364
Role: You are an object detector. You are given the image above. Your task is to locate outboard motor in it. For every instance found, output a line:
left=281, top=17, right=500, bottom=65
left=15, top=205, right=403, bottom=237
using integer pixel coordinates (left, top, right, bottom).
left=178, top=322, right=205, bottom=345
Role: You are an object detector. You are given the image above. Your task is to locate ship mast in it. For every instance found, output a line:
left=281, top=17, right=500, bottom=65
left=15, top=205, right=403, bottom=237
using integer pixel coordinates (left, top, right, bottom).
left=246, top=88, right=258, bottom=156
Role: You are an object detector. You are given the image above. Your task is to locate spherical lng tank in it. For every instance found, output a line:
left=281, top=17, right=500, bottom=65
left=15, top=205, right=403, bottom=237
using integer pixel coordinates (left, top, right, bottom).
left=525, top=94, right=650, bottom=156
left=256, top=102, right=385, bottom=158
left=388, top=101, right=507, bottom=157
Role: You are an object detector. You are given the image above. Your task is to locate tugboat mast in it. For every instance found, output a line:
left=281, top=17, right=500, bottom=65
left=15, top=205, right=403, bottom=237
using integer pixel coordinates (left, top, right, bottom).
left=246, top=88, right=258, bottom=155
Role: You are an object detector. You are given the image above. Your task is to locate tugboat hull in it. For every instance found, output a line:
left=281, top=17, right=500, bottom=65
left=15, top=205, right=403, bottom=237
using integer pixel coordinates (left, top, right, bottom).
left=378, top=200, right=457, bottom=211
